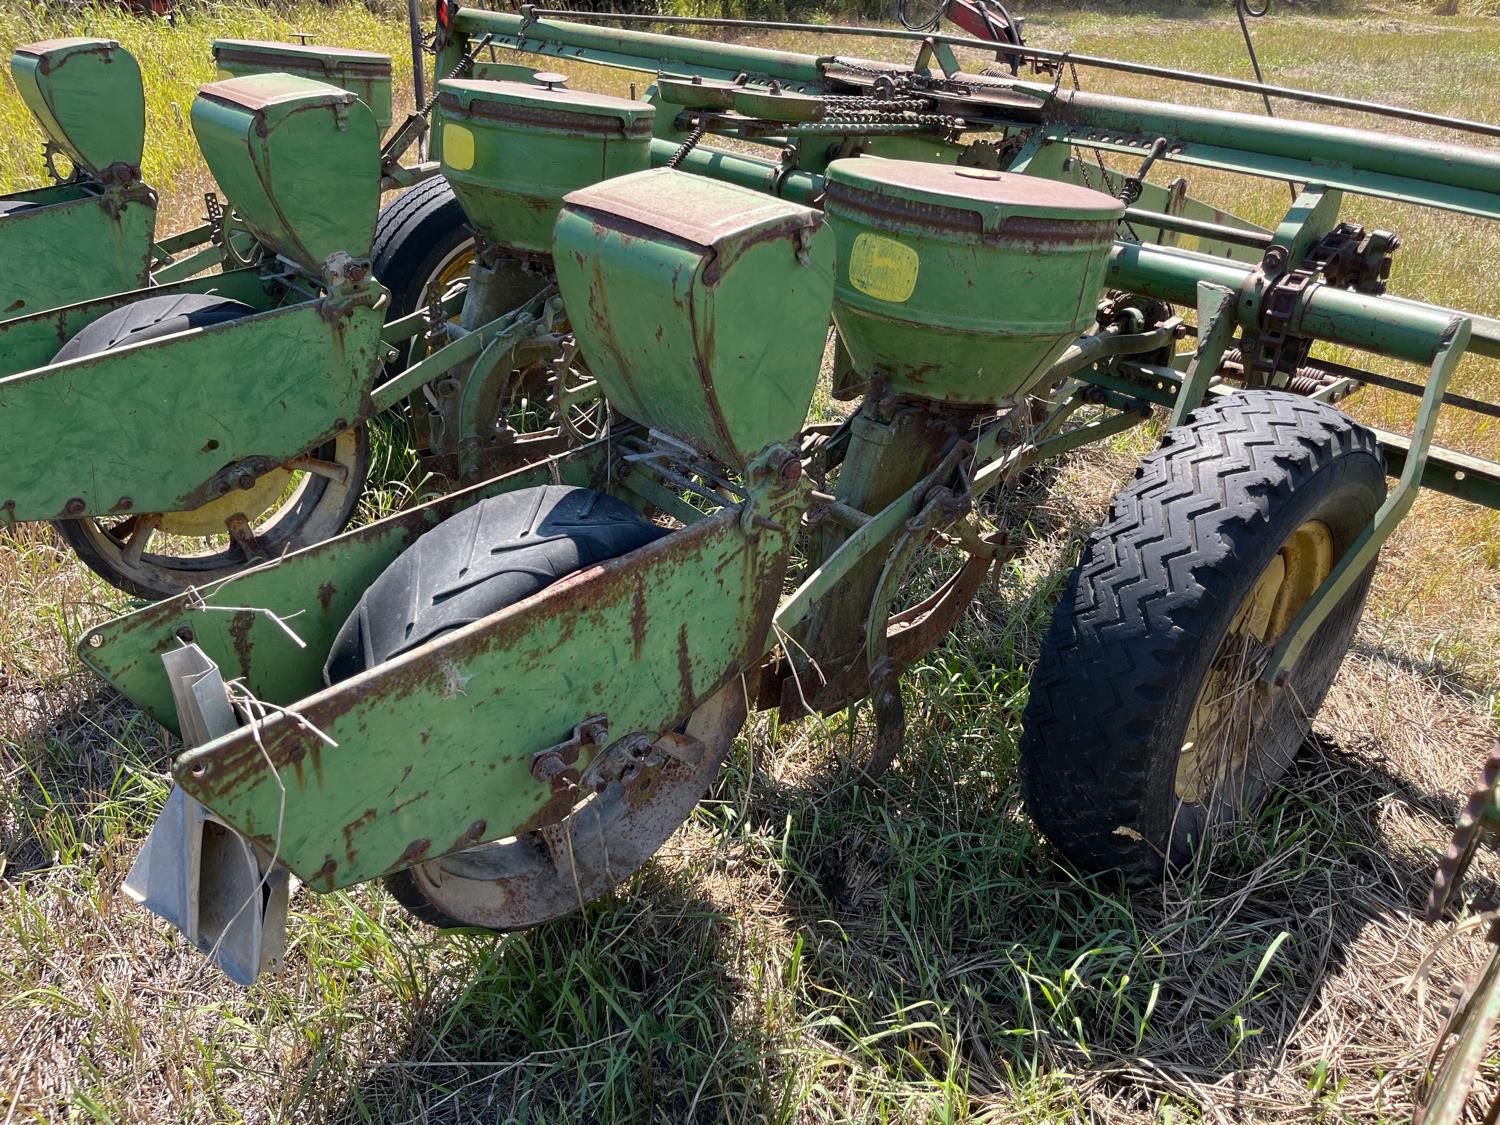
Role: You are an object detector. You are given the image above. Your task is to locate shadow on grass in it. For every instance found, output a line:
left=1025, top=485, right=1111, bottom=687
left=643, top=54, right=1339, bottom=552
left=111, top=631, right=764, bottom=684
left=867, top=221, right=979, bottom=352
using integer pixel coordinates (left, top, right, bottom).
left=327, top=871, right=781, bottom=1124
left=0, top=677, right=170, bottom=880
left=706, top=709, right=1471, bottom=1115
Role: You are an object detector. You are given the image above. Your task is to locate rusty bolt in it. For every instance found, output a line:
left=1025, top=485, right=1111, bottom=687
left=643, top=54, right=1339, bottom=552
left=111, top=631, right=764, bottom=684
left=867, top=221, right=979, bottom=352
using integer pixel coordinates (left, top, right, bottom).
left=779, top=457, right=803, bottom=485
left=115, top=497, right=134, bottom=512
left=175, top=626, right=195, bottom=643
left=237, top=472, right=257, bottom=491
left=464, top=819, right=487, bottom=841
left=400, top=838, right=430, bottom=863
left=63, top=497, right=86, bottom=516
left=317, top=858, right=338, bottom=880
left=214, top=480, right=232, bottom=496
left=286, top=742, right=307, bottom=765
left=531, top=751, right=582, bottom=793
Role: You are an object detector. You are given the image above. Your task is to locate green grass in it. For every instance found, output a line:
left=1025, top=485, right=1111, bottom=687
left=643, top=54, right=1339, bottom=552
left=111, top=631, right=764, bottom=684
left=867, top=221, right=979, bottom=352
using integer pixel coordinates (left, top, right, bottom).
left=2, top=3, right=1500, bottom=1122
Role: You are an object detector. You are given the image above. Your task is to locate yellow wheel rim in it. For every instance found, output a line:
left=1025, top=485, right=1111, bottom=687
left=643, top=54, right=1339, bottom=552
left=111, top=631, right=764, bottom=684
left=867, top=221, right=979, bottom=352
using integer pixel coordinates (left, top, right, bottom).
left=156, top=469, right=295, bottom=538
left=430, top=248, right=473, bottom=299
left=1175, top=519, right=1334, bottom=804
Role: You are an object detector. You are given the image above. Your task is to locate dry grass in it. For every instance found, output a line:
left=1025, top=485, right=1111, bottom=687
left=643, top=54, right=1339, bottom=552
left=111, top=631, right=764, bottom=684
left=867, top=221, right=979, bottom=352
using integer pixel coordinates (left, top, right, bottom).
left=2, top=3, right=1500, bottom=1123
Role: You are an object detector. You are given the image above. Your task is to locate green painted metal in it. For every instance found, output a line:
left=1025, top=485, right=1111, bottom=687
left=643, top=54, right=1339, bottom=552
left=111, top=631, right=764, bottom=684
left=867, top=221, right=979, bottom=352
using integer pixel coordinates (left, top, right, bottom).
left=212, top=39, right=394, bottom=131
left=166, top=465, right=799, bottom=891
left=10, top=38, right=145, bottom=180
left=192, top=75, right=379, bottom=273
left=435, top=78, right=654, bottom=254
left=447, top=7, right=1500, bottom=221
left=647, top=137, right=823, bottom=205
left=824, top=159, right=1122, bottom=405
left=555, top=168, right=833, bottom=468
left=1042, top=92, right=1500, bottom=222
left=1169, top=282, right=1238, bottom=428
left=79, top=440, right=612, bottom=735
left=1261, top=316, right=1472, bottom=688
left=0, top=189, right=156, bottom=319
left=1374, top=430, right=1500, bottom=511
left=1268, top=185, right=1343, bottom=265
left=0, top=266, right=273, bottom=376
left=440, top=8, right=824, bottom=99
left=0, top=298, right=384, bottom=520
left=1105, top=240, right=1495, bottom=364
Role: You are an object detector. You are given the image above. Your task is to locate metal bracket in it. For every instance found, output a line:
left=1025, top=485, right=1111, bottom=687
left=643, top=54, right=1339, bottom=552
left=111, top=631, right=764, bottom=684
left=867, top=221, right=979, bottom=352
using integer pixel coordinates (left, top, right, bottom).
left=1261, top=315, right=1473, bottom=688
left=530, top=715, right=609, bottom=794
left=123, top=645, right=292, bottom=987
left=1171, top=282, right=1239, bottom=428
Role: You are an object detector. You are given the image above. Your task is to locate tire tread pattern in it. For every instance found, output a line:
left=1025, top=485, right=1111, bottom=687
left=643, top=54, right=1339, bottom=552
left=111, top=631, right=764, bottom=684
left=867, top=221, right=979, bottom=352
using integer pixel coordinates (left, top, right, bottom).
left=1018, top=391, right=1384, bottom=879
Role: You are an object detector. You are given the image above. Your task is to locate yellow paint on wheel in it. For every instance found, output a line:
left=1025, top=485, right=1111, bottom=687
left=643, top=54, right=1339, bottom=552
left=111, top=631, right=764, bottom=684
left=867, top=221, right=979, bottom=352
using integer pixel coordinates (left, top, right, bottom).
left=157, top=468, right=294, bottom=538
left=1176, top=519, right=1334, bottom=804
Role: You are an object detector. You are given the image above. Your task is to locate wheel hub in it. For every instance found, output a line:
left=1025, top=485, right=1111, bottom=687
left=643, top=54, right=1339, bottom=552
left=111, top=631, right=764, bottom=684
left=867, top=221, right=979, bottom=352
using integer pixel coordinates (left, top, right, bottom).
left=156, top=468, right=294, bottom=538
left=1176, top=519, right=1333, bottom=805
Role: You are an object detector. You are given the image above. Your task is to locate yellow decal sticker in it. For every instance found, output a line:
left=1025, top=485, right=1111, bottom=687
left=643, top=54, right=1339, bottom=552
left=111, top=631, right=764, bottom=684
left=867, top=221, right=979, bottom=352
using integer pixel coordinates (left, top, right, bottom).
left=443, top=123, right=476, bottom=172
left=847, top=232, right=919, bottom=303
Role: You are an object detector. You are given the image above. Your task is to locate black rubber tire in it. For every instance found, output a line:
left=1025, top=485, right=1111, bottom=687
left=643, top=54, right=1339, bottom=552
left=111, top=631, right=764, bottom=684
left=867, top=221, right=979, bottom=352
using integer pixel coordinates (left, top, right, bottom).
left=323, top=484, right=667, bottom=926
left=52, top=293, right=257, bottom=364
left=326, top=485, right=666, bottom=680
left=1018, top=391, right=1386, bottom=882
left=371, top=177, right=474, bottom=366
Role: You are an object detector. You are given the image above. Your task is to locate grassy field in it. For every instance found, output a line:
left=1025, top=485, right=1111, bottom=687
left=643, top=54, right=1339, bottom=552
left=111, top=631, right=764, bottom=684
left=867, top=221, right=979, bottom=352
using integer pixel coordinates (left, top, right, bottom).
left=2, top=2, right=1500, bottom=1122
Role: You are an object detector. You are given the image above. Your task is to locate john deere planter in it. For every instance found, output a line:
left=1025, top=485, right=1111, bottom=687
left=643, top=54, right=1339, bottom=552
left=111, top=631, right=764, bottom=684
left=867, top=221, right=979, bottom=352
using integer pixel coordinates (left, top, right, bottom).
left=4, top=6, right=1497, bottom=1119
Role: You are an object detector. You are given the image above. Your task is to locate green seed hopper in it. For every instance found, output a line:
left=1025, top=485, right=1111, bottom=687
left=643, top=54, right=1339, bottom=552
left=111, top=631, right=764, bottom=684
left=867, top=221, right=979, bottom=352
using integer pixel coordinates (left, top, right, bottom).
left=1, top=38, right=155, bottom=317
left=212, top=39, right=395, bottom=132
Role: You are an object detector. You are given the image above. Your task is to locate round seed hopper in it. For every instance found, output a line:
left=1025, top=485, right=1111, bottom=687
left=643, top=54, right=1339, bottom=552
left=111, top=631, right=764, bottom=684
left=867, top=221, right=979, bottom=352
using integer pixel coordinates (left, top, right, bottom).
left=823, top=159, right=1124, bottom=406
left=435, top=78, right=655, bottom=257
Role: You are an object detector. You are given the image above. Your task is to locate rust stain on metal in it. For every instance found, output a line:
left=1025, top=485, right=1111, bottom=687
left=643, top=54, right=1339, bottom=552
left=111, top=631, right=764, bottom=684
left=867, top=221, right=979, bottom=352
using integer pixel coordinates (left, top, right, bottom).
left=228, top=610, right=255, bottom=682
left=342, top=807, right=377, bottom=865
left=177, top=502, right=795, bottom=885
left=316, top=582, right=338, bottom=615
left=630, top=578, right=647, bottom=659
left=676, top=622, right=694, bottom=706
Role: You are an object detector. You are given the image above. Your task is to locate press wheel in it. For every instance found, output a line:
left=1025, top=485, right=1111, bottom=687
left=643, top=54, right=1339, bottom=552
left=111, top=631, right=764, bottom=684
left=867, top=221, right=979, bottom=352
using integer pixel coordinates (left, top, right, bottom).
left=386, top=684, right=745, bottom=930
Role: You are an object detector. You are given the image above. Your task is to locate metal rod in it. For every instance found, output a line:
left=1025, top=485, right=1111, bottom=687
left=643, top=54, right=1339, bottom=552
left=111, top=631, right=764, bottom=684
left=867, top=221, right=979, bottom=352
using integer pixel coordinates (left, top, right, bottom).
left=1122, top=207, right=1272, bottom=249
left=524, top=7, right=1500, bottom=142
left=407, top=0, right=426, bottom=158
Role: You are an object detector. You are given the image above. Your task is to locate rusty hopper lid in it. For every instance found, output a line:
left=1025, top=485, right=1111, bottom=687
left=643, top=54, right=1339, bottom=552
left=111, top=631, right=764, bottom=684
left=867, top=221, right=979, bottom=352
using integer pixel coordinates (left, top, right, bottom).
left=13, top=36, right=120, bottom=63
left=562, top=167, right=821, bottom=259
left=826, top=158, right=1124, bottom=234
left=437, top=78, right=655, bottom=133
left=197, top=72, right=358, bottom=115
left=212, top=39, right=392, bottom=74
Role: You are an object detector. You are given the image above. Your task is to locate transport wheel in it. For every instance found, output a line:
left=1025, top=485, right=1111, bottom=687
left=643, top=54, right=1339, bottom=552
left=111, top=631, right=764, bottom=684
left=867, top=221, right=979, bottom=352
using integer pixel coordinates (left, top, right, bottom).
left=371, top=176, right=474, bottom=366
left=1018, top=391, right=1386, bottom=881
left=50, top=295, right=369, bottom=601
left=325, top=485, right=743, bottom=930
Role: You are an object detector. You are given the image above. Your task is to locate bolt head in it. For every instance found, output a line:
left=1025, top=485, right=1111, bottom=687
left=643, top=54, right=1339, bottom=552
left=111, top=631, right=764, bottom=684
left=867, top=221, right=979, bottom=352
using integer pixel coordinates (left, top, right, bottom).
left=63, top=497, right=86, bottom=516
